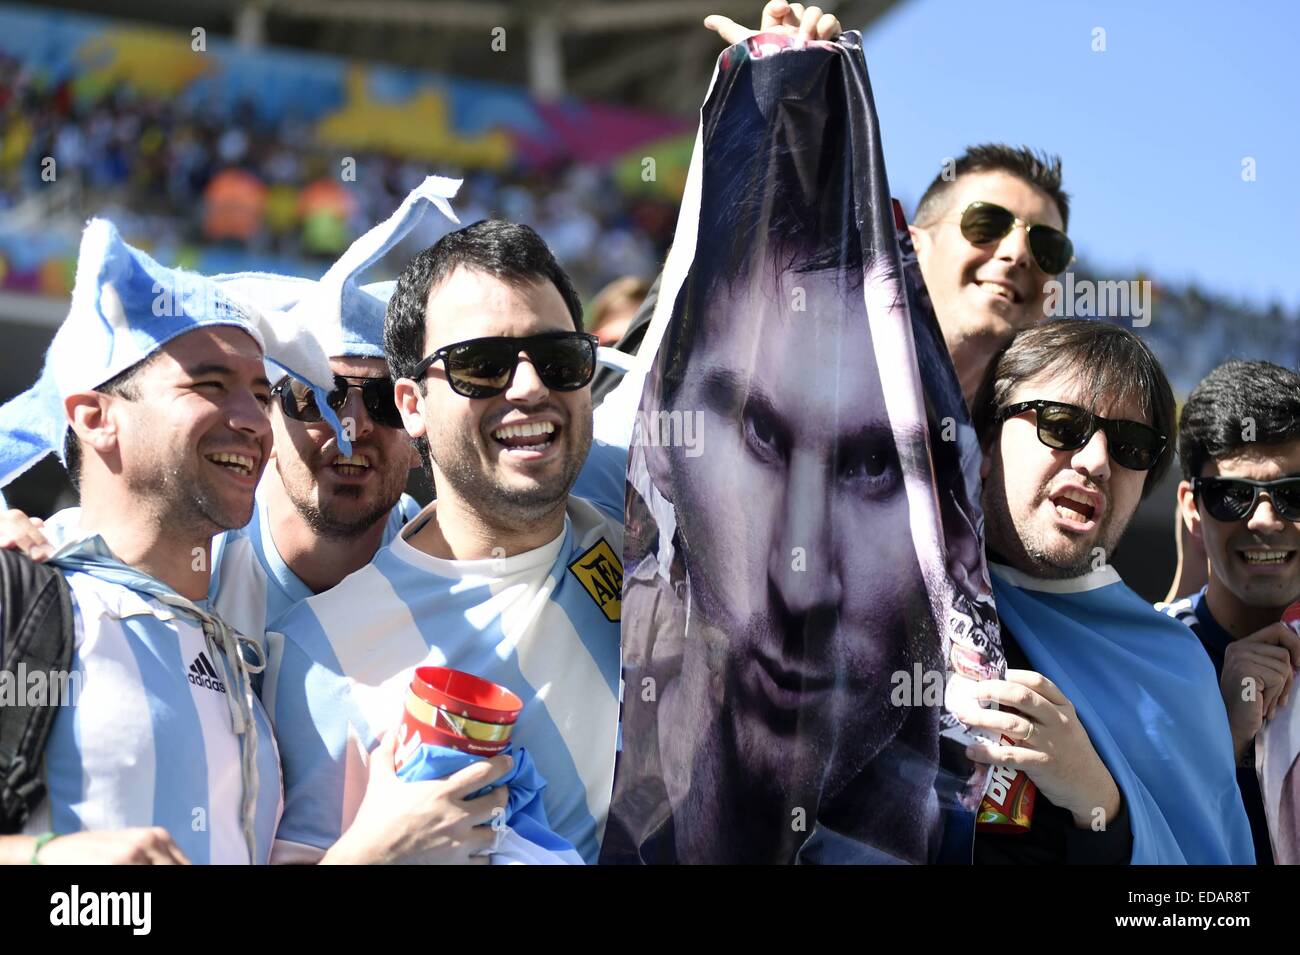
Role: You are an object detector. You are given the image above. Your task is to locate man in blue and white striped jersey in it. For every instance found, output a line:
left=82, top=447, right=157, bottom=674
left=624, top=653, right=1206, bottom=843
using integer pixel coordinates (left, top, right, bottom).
left=266, top=219, right=627, bottom=864
left=0, top=219, right=342, bottom=864
left=0, top=182, right=525, bottom=865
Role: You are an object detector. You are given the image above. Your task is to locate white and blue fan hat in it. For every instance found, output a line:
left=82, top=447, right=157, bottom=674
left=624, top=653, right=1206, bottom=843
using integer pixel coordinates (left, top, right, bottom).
left=0, top=218, right=343, bottom=495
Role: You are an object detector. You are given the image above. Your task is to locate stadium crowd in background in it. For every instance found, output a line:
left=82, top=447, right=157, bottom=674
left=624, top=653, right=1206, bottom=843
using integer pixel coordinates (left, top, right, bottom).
left=0, top=50, right=671, bottom=300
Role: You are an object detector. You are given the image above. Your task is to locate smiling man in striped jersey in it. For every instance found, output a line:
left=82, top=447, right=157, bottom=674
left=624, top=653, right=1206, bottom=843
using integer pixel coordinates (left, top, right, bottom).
left=0, top=220, right=338, bottom=864
left=2, top=178, right=459, bottom=637
left=265, top=219, right=626, bottom=864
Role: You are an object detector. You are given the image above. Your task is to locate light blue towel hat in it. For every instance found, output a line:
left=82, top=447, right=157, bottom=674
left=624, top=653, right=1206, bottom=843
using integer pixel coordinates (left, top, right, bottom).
left=285, top=173, right=631, bottom=380
left=0, top=218, right=342, bottom=495
left=208, top=271, right=320, bottom=383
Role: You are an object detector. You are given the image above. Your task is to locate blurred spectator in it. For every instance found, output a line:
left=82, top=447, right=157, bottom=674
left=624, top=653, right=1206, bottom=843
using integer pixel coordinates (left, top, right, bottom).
left=202, top=168, right=267, bottom=243
left=1, top=45, right=1294, bottom=394
left=588, top=275, right=650, bottom=347
left=297, top=176, right=356, bottom=257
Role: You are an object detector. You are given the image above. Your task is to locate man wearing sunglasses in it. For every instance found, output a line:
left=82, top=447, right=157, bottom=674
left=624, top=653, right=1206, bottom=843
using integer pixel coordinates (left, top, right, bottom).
left=964, top=318, right=1254, bottom=863
left=263, top=219, right=626, bottom=865
left=239, top=353, right=419, bottom=620
left=1160, top=360, right=1300, bottom=865
left=909, top=145, right=1073, bottom=406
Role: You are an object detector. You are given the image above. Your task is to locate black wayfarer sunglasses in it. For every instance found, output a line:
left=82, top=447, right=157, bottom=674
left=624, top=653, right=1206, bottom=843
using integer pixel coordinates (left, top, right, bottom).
left=1192, top=476, right=1300, bottom=524
left=408, top=331, right=599, bottom=399
left=997, top=399, right=1166, bottom=472
left=271, top=374, right=404, bottom=429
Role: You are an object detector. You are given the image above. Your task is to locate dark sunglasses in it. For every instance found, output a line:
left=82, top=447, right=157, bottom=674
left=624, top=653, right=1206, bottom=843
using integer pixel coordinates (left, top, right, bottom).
left=1192, top=476, right=1300, bottom=523
left=271, top=374, right=404, bottom=429
left=997, top=399, right=1166, bottom=472
left=959, top=201, right=1074, bottom=276
left=408, top=332, right=599, bottom=399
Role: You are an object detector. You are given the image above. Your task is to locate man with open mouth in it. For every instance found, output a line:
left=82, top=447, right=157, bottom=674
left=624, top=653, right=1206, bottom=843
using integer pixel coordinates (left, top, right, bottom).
left=965, top=318, right=1254, bottom=864
left=1159, top=360, right=1300, bottom=864
left=0, top=178, right=456, bottom=636
left=264, top=218, right=628, bottom=865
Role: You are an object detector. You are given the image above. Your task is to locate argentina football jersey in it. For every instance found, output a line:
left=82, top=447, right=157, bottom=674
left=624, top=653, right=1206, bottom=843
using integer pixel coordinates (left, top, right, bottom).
left=24, top=569, right=284, bottom=864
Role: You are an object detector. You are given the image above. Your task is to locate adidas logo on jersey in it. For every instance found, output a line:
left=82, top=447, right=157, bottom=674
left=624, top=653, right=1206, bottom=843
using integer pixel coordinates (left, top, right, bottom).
left=188, top=651, right=226, bottom=694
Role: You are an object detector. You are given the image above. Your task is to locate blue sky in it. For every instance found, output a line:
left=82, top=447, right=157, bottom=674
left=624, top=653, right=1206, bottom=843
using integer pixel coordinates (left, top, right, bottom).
left=860, top=0, right=1299, bottom=310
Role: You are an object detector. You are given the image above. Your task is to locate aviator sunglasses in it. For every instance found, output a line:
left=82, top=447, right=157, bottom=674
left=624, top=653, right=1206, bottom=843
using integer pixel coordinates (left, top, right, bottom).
left=409, top=331, right=599, bottom=399
left=997, top=399, right=1166, bottom=472
left=271, top=374, right=404, bottom=429
left=957, top=201, right=1074, bottom=276
left=1192, top=476, right=1300, bottom=523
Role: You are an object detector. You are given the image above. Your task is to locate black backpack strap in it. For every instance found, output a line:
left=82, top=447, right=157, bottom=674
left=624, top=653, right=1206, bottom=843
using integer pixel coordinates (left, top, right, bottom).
left=0, top=549, right=74, bottom=833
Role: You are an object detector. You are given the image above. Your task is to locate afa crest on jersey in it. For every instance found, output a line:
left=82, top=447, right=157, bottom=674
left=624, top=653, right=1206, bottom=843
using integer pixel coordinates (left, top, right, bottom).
left=568, top=539, right=623, bottom=622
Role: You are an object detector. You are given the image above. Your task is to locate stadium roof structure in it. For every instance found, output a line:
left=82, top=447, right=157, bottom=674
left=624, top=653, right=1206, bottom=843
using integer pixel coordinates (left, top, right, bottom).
left=36, top=0, right=903, bottom=114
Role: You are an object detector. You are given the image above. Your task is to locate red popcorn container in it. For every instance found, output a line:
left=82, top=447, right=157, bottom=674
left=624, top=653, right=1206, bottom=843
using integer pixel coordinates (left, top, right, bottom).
left=1284, top=601, right=1300, bottom=636
left=395, top=666, right=524, bottom=767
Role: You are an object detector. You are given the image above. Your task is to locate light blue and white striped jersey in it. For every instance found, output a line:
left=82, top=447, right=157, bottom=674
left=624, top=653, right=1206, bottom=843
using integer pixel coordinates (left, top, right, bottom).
left=209, top=486, right=423, bottom=640
left=265, top=452, right=626, bottom=865
left=20, top=555, right=284, bottom=864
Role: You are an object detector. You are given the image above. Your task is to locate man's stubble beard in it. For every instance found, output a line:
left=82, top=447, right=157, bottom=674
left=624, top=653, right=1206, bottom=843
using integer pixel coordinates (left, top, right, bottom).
left=982, top=457, right=1133, bottom=580
left=430, top=410, right=592, bottom=526
left=128, top=451, right=251, bottom=539
left=281, top=451, right=408, bottom=541
left=674, top=560, right=938, bottom=856
left=289, top=486, right=399, bottom=541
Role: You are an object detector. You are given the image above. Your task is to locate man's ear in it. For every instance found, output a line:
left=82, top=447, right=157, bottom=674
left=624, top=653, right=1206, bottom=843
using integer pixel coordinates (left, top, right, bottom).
left=1176, top=479, right=1201, bottom=541
left=979, top=441, right=993, bottom=482
left=393, top=378, right=428, bottom=441
left=909, top=224, right=931, bottom=260
left=638, top=377, right=676, bottom=503
left=64, top=391, right=118, bottom=456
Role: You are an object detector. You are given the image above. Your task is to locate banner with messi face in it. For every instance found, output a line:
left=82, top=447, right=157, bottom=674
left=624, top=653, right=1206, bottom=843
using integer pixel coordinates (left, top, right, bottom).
left=601, top=31, right=1005, bottom=864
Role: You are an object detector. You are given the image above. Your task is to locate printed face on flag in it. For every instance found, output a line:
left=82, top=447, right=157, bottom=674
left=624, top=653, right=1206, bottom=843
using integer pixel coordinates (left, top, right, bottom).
left=603, top=33, right=1002, bottom=866
left=658, top=265, right=935, bottom=798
